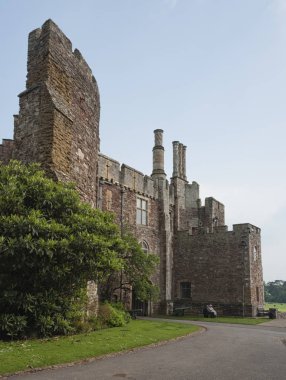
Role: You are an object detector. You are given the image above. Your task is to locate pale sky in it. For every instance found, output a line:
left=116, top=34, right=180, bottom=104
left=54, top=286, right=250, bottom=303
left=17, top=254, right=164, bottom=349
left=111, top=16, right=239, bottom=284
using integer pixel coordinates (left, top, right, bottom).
left=0, top=0, right=285, bottom=282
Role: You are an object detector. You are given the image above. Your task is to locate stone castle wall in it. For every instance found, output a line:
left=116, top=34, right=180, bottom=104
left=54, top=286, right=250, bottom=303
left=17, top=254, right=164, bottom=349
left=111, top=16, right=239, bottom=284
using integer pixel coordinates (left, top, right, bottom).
left=97, top=152, right=162, bottom=312
left=13, top=19, right=100, bottom=206
left=173, top=223, right=264, bottom=316
left=98, top=153, right=156, bottom=198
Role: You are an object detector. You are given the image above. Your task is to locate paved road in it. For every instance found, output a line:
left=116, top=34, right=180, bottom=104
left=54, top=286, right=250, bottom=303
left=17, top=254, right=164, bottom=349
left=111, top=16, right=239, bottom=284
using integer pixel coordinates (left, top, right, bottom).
left=8, top=319, right=286, bottom=380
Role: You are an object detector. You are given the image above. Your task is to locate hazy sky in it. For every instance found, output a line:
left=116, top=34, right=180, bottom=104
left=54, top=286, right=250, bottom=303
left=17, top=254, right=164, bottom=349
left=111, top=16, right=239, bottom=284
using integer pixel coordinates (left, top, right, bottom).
left=0, top=0, right=285, bottom=281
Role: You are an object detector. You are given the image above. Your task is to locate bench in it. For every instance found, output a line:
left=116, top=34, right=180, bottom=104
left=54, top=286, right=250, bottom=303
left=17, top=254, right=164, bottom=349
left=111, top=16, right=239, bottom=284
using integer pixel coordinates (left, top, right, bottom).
left=128, top=309, right=143, bottom=319
left=173, top=307, right=191, bottom=316
left=257, top=307, right=269, bottom=317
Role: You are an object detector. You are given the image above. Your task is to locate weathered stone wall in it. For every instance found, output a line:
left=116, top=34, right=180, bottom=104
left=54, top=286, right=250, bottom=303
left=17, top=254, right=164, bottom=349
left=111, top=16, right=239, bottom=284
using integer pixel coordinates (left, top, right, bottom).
left=173, top=223, right=263, bottom=316
left=13, top=19, right=100, bottom=206
left=246, top=225, right=264, bottom=312
left=0, top=139, right=14, bottom=164
left=98, top=154, right=156, bottom=198
left=98, top=153, right=162, bottom=312
left=198, top=197, right=225, bottom=230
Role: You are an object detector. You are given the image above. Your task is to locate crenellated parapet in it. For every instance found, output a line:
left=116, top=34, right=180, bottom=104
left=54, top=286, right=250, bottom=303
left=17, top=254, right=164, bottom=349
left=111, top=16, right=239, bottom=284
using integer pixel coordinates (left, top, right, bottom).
left=98, top=153, right=156, bottom=199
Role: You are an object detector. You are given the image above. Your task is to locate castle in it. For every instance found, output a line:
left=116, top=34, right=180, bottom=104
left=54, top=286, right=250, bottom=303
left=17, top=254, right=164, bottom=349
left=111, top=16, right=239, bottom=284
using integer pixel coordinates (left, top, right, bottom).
left=0, top=20, right=264, bottom=316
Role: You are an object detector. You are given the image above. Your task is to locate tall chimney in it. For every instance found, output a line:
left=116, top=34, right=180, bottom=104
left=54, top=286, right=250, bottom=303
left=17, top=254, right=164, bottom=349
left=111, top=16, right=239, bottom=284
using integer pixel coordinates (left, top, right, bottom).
left=182, top=145, right=187, bottom=180
left=151, top=129, right=166, bottom=179
left=172, top=141, right=179, bottom=177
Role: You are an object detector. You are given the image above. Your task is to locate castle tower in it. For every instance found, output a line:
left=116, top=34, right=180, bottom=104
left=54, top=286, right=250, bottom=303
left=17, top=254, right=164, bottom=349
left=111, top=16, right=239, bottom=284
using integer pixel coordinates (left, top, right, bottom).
left=151, top=129, right=166, bottom=180
left=13, top=19, right=100, bottom=206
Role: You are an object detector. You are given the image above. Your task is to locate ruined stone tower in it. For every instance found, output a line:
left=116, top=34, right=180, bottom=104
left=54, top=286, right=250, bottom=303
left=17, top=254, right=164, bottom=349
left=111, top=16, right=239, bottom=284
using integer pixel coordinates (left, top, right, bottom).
left=13, top=19, right=100, bottom=205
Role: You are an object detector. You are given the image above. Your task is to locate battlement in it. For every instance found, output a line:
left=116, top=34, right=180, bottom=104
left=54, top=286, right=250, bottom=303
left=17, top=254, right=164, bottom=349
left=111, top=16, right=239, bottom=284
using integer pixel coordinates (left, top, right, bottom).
left=26, top=20, right=95, bottom=90
left=232, top=223, right=261, bottom=235
left=186, top=222, right=260, bottom=237
left=98, top=153, right=156, bottom=197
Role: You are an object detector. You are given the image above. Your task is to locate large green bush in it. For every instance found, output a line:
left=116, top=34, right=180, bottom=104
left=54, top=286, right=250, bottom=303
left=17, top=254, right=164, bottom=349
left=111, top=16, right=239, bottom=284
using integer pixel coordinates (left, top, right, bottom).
left=98, top=302, right=131, bottom=328
left=0, top=161, right=124, bottom=339
left=0, top=161, right=158, bottom=339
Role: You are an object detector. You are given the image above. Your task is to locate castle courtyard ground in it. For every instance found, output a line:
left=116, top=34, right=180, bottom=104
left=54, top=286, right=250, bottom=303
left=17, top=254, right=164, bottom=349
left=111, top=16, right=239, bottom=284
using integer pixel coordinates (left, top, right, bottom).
left=8, top=318, right=286, bottom=380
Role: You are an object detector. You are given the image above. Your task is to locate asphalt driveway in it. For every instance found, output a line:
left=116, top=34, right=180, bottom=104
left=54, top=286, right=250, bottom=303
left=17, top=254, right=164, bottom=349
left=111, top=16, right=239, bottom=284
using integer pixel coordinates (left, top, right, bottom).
left=7, top=318, right=286, bottom=380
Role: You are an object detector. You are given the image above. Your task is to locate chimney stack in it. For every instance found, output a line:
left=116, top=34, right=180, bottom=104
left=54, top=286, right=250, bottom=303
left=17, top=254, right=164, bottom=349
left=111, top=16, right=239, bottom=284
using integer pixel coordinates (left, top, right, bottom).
left=151, top=129, right=166, bottom=180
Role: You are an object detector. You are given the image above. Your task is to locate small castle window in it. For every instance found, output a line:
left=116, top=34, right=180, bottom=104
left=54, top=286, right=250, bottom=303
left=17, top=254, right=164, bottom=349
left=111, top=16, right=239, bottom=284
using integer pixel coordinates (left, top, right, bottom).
left=180, top=282, right=191, bottom=299
left=141, top=241, right=149, bottom=254
left=136, top=198, right=147, bottom=225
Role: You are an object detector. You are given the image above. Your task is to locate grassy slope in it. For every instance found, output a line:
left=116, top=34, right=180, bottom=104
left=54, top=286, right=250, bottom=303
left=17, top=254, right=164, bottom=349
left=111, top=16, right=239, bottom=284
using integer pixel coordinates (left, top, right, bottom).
left=0, top=320, right=200, bottom=376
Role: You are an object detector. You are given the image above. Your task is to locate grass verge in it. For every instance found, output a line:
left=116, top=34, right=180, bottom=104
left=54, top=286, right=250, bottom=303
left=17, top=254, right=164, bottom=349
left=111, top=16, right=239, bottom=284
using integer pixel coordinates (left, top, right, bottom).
left=265, top=303, right=286, bottom=312
left=157, top=315, right=268, bottom=325
left=0, top=320, right=200, bottom=376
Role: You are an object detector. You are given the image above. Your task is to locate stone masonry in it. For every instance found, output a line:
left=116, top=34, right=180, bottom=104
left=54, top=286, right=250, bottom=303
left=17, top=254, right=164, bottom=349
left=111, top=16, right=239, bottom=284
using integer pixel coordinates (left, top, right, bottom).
left=0, top=20, right=264, bottom=316
left=13, top=20, right=100, bottom=206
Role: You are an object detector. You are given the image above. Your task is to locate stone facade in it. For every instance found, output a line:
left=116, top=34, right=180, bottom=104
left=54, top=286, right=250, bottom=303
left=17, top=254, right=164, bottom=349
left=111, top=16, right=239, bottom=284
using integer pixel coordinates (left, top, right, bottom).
left=173, top=224, right=262, bottom=316
left=0, top=20, right=264, bottom=317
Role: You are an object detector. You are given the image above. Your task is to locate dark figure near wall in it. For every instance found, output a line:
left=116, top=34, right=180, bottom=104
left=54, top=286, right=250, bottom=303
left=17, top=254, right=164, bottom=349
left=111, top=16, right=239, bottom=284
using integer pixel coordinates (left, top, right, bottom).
left=203, top=304, right=217, bottom=318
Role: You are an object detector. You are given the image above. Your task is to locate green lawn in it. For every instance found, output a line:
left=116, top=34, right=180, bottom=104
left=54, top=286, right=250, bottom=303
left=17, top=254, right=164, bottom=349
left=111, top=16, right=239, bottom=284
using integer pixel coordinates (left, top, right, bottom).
left=0, top=320, right=200, bottom=376
left=158, top=315, right=267, bottom=325
left=265, top=303, right=286, bottom=312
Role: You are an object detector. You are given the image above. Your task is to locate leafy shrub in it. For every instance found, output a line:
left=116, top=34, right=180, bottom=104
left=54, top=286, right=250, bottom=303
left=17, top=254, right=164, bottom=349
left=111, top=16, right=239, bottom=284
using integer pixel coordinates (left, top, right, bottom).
left=0, top=161, right=157, bottom=339
left=0, top=161, right=123, bottom=339
left=0, top=314, right=27, bottom=340
left=98, top=303, right=130, bottom=328
left=111, top=302, right=131, bottom=324
left=35, top=314, right=74, bottom=337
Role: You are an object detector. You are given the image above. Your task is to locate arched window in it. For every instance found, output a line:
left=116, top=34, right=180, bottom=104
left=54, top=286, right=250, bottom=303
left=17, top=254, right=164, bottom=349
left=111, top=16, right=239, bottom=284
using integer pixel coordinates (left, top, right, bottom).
left=141, top=241, right=149, bottom=254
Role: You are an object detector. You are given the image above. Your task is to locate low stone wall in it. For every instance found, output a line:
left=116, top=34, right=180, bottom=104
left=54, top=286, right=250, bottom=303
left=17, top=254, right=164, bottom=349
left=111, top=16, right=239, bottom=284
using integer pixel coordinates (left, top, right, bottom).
left=174, top=301, right=254, bottom=317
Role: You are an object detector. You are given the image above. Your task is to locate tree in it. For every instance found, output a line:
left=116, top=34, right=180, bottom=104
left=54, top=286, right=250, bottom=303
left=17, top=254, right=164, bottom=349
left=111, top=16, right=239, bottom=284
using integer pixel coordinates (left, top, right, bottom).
left=99, top=230, right=159, bottom=303
left=264, top=280, right=286, bottom=303
left=0, top=161, right=158, bottom=339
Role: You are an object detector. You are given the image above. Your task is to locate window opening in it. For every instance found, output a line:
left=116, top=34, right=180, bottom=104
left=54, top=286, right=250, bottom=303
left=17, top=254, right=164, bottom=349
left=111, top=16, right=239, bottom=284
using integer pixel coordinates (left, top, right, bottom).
left=141, top=241, right=149, bottom=254
left=136, top=198, right=147, bottom=225
left=180, top=282, right=191, bottom=298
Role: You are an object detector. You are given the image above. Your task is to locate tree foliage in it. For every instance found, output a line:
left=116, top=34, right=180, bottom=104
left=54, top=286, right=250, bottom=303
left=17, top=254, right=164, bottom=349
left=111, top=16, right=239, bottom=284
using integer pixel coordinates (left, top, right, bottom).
left=99, top=230, right=159, bottom=302
left=264, top=280, right=286, bottom=303
left=0, top=161, right=158, bottom=339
